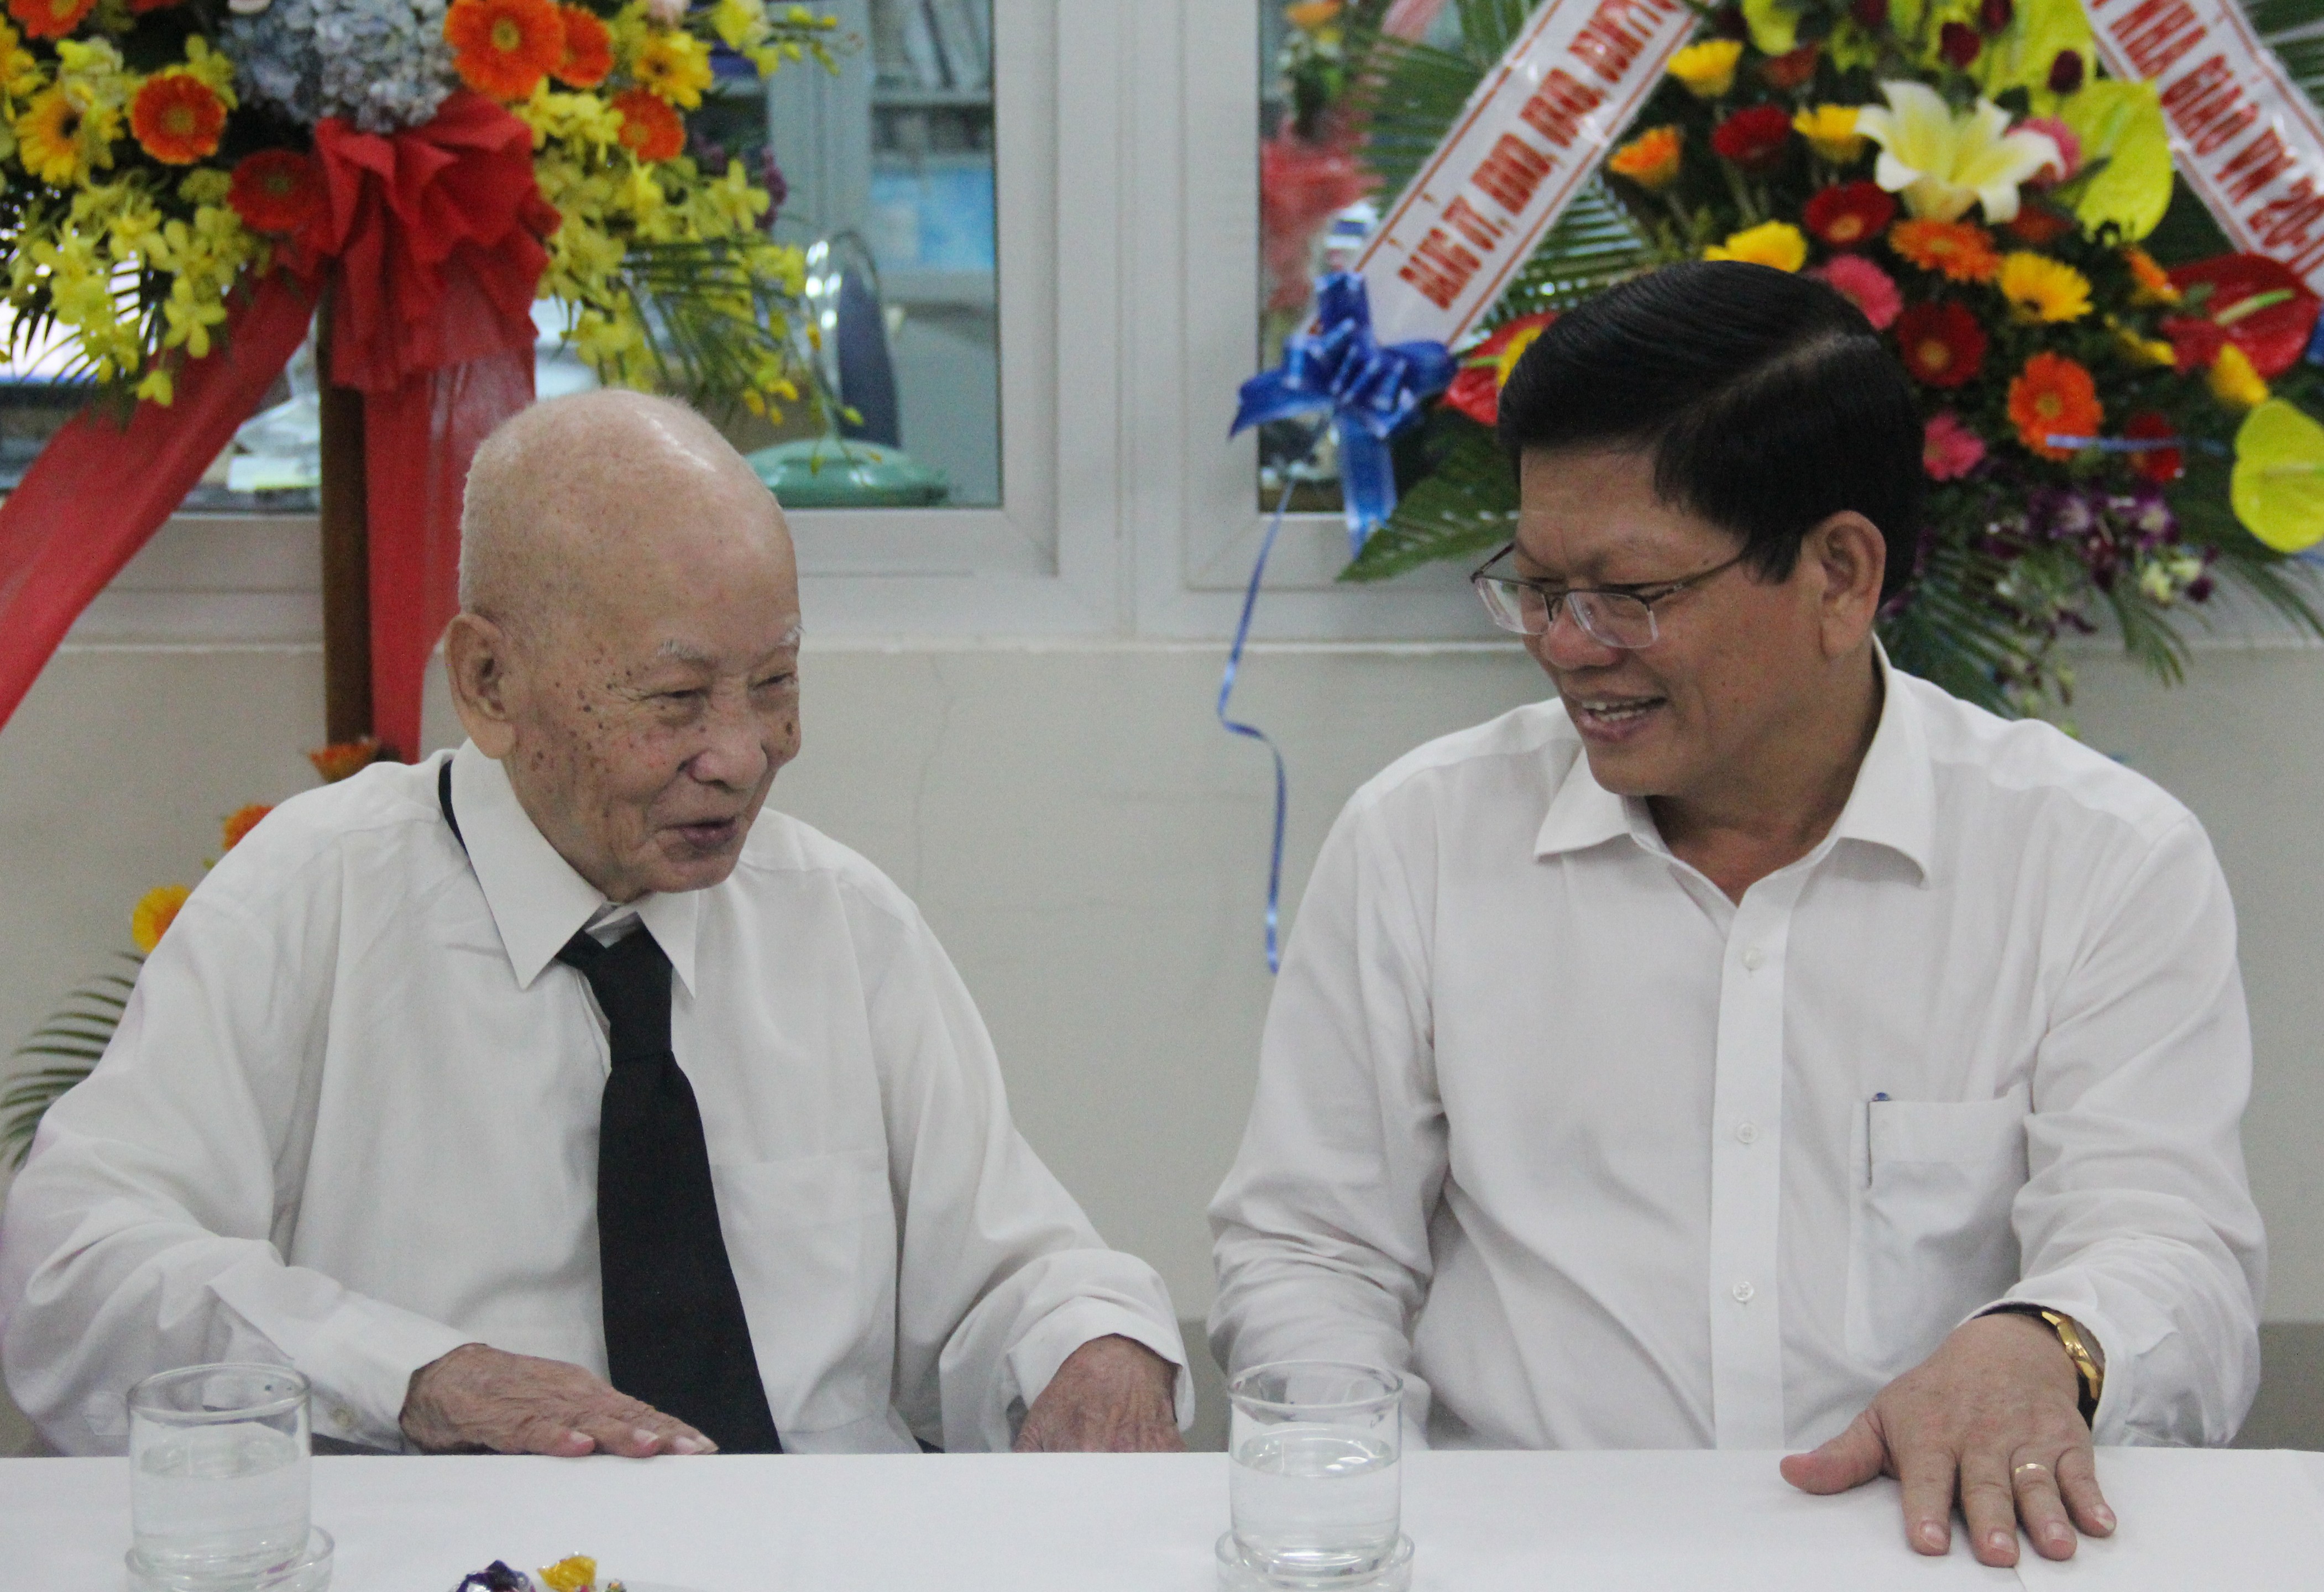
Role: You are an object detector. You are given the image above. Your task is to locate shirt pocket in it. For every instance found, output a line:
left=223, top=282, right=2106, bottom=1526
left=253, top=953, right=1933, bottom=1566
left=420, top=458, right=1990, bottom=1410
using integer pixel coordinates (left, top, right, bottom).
left=1844, top=1087, right=2029, bottom=1379
left=711, top=1147, right=898, bottom=1434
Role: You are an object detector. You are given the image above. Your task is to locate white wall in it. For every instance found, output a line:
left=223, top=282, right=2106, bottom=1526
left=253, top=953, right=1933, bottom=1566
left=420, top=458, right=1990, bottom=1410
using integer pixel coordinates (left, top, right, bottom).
left=6, top=636, right=2322, bottom=1332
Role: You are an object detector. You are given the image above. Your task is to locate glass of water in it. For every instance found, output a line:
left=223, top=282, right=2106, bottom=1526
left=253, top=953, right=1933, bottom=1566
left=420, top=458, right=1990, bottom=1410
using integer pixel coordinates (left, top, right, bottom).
left=1224, top=1360, right=1408, bottom=1588
left=128, top=1364, right=317, bottom=1589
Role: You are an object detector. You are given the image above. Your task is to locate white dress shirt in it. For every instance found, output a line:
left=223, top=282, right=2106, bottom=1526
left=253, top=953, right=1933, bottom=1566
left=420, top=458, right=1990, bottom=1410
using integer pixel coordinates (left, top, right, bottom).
left=1, top=742, right=1187, bottom=1456
left=1210, top=650, right=2264, bottom=1451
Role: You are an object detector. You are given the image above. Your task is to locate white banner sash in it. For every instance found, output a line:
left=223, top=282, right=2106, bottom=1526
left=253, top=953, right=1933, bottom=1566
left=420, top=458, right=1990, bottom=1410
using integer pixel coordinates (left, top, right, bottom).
left=1352, top=0, right=1697, bottom=347
left=2089, top=0, right=2324, bottom=291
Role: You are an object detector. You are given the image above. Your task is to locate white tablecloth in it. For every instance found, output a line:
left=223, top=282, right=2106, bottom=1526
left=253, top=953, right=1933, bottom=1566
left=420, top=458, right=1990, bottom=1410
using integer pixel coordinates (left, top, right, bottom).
left=8, top=1449, right=2321, bottom=1591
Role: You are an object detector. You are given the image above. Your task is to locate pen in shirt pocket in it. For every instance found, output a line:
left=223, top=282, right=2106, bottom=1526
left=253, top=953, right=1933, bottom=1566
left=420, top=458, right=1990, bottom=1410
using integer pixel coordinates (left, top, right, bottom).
left=1864, top=1093, right=1889, bottom=1187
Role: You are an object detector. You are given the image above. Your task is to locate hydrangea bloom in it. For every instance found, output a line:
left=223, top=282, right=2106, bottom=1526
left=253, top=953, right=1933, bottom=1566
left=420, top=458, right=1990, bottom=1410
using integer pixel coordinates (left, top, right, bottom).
left=224, top=0, right=453, bottom=133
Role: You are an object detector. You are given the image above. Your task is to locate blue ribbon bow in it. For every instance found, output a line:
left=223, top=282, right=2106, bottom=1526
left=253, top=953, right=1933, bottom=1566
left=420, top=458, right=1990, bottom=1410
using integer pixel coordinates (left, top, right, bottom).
left=1231, top=273, right=1456, bottom=555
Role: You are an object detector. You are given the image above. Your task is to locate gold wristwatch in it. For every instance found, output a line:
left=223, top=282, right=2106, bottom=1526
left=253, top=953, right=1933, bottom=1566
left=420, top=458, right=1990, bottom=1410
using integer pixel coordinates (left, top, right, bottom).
left=1991, top=1304, right=2104, bottom=1425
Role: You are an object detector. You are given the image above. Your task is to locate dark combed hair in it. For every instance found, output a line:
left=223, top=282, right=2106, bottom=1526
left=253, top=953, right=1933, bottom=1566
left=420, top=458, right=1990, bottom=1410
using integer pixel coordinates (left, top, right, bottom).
left=1496, top=260, right=1924, bottom=603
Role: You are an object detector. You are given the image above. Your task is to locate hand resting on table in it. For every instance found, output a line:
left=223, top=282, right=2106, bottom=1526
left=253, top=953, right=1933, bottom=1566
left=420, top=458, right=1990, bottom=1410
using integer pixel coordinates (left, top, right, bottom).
left=1012, top=1334, right=1185, bottom=1453
left=401, top=1343, right=715, bottom=1458
left=1781, top=1311, right=2116, bottom=1567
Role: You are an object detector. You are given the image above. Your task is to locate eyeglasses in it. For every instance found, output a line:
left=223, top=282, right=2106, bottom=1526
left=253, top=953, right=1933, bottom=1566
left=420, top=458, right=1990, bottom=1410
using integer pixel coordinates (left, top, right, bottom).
left=1469, top=542, right=1750, bottom=648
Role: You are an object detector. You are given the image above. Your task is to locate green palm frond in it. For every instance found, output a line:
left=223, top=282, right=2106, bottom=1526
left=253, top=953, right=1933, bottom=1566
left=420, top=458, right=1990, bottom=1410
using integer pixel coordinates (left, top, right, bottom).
left=2, top=956, right=137, bottom=1170
left=1343, top=416, right=1517, bottom=581
left=1494, top=179, right=1665, bottom=314
left=1878, top=537, right=2043, bottom=716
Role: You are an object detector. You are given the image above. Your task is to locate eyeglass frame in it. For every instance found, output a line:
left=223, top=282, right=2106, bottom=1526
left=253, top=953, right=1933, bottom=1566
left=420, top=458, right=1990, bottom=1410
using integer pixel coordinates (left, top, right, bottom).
left=1467, top=541, right=1753, bottom=649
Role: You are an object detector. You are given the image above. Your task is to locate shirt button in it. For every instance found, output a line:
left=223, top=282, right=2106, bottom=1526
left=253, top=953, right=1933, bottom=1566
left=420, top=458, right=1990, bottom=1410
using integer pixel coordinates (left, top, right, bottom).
left=1732, top=1280, right=1756, bottom=1303
left=1735, top=1121, right=1760, bottom=1145
left=1741, top=947, right=1766, bottom=971
left=331, top=1406, right=355, bottom=1431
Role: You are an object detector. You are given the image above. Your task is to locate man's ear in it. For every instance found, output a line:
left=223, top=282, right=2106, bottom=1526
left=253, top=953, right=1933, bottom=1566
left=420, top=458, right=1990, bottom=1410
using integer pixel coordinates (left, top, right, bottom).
left=443, top=612, right=520, bottom=759
left=1807, top=511, right=1887, bottom=659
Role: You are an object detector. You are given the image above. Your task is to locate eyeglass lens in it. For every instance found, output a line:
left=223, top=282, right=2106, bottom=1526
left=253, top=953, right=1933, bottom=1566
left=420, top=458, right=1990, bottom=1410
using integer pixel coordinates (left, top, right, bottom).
left=1474, top=579, right=1658, bottom=648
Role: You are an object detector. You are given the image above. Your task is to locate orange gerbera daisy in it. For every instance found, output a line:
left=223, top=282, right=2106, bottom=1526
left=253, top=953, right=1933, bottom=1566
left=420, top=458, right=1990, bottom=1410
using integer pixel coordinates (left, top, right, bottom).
left=445, top=0, right=566, bottom=101
left=612, top=86, right=684, bottom=162
left=132, top=884, right=191, bottom=953
left=553, top=4, right=613, bottom=87
left=1888, top=218, right=2002, bottom=284
left=222, top=803, right=274, bottom=851
left=1608, top=125, right=1683, bottom=191
left=229, top=148, right=323, bottom=234
left=7, top=0, right=93, bottom=39
left=307, top=736, right=383, bottom=783
left=2007, top=352, right=2101, bottom=460
left=129, top=71, right=228, bottom=165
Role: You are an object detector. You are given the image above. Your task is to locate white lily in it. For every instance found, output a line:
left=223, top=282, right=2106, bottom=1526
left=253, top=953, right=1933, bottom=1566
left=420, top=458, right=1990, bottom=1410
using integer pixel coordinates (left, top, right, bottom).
left=1853, top=81, right=2061, bottom=224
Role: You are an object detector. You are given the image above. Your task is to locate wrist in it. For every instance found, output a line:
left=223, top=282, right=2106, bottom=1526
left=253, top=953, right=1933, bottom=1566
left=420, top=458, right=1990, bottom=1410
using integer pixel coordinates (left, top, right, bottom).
left=1983, top=1305, right=2103, bottom=1425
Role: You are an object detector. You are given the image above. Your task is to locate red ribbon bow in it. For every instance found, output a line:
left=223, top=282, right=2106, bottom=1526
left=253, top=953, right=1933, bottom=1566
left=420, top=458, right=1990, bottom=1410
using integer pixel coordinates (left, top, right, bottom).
left=0, top=92, right=558, bottom=756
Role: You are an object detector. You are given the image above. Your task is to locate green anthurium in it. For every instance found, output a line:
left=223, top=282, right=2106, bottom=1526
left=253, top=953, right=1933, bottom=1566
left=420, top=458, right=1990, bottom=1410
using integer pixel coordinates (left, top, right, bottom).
left=1741, top=0, right=1800, bottom=57
left=2231, top=400, right=2324, bottom=553
left=2060, top=81, right=2173, bottom=242
left=1973, top=0, right=2095, bottom=113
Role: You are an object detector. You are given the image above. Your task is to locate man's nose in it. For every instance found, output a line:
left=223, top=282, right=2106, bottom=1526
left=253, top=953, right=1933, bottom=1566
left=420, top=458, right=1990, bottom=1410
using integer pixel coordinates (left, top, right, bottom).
left=1531, top=601, right=1622, bottom=671
left=685, top=692, right=771, bottom=789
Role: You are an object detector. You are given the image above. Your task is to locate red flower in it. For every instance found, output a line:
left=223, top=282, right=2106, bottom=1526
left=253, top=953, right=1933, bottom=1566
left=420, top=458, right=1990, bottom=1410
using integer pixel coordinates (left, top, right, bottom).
left=1850, top=0, right=1887, bottom=25
left=2162, top=253, right=2323, bottom=379
left=6, top=0, right=93, bottom=38
left=2004, top=203, right=2076, bottom=247
left=1804, top=182, right=1896, bottom=249
left=554, top=5, right=613, bottom=88
left=1761, top=44, right=1820, bottom=91
left=1893, top=300, right=1987, bottom=389
left=1979, top=0, right=2013, bottom=33
left=2047, top=49, right=2085, bottom=93
left=129, top=72, right=228, bottom=165
left=1442, top=311, right=1558, bottom=426
left=1711, top=105, right=1793, bottom=175
left=2123, top=411, right=2182, bottom=485
left=228, top=150, right=324, bottom=235
left=613, top=87, right=685, bottom=162
left=1940, top=21, right=1982, bottom=67
left=128, top=0, right=184, bottom=11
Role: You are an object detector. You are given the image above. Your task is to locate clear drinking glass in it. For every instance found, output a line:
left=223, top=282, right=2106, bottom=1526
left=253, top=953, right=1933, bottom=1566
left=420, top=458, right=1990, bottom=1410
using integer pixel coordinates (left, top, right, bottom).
left=128, top=1364, right=313, bottom=1588
left=1226, top=1361, right=1406, bottom=1587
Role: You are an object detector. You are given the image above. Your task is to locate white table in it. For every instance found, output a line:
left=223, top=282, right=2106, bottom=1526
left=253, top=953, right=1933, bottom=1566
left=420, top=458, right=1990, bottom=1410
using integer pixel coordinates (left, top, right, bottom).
left=9, top=1449, right=2323, bottom=1591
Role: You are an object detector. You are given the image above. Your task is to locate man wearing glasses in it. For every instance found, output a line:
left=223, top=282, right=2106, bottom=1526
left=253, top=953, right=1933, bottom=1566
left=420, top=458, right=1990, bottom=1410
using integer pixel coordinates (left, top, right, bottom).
left=1208, top=261, right=2263, bottom=1567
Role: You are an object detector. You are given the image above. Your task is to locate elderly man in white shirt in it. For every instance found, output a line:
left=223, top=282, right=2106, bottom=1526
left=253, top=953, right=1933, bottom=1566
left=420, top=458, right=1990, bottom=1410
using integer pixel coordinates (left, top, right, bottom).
left=2, top=390, right=1187, bottom=1459
left=1209, top=261, right=2264, bottom=1568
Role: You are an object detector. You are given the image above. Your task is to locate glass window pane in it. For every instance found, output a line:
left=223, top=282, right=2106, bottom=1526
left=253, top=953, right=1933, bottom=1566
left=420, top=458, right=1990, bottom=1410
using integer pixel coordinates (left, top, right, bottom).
left=763, top=0, right=1000, bottom=508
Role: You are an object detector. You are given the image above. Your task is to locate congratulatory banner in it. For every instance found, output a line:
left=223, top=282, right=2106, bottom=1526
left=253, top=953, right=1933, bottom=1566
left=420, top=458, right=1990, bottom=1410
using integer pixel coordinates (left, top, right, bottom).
left=2090, top=0, right=2324, bottom=291
left=1351, top=0, right=1697, bottom=347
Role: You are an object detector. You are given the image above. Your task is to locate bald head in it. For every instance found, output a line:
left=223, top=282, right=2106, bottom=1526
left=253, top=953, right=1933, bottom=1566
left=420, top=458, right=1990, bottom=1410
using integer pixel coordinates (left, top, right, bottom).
left=446, top=390, right=805, bottom=902
left=459, top=389, right=794, bottom=643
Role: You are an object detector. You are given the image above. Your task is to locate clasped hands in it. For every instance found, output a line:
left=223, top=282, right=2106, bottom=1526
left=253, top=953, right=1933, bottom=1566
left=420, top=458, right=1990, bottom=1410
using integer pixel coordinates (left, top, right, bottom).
left=400, top=1334, right=1182, bottom=1457
left=1783, top=1311, right=2116, bottom=1567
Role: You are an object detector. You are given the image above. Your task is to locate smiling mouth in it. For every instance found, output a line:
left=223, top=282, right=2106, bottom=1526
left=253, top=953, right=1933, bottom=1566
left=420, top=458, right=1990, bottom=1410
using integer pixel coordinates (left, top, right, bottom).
left=1569, top=695, right=1666, bottom=737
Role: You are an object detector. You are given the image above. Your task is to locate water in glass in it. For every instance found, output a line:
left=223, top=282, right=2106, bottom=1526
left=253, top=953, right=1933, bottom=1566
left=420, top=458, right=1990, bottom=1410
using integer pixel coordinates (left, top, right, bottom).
left=133, top=1420, right=310, bottom=1577
left=1231, top=1423, right=1401, bottom=1582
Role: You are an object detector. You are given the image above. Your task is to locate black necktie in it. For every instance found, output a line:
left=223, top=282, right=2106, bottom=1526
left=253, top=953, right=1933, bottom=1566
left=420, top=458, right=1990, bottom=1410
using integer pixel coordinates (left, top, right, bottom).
left=557, top=924, right=784, bottom=1454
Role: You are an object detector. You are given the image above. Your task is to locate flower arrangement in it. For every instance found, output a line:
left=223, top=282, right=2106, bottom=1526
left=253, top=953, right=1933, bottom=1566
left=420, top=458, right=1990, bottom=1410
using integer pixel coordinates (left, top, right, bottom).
left=1, top=743, right=383, bottom=1165
left=0, top=0, right=840, bottom=415
left=1324, top=0, right=2324, bottom=716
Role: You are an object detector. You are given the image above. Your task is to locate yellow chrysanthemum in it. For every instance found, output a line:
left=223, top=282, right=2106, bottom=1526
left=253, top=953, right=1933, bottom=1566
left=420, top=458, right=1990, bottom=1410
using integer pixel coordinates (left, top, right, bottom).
left=132, top=884, right=191, bottom=953
left=1703, top=219, right=1808, bottom=273
left=1794, top=104, right=1864, bottom=164
left=1997, top=251, right=2091, bottom=323
left=0, top=20, right=42, bottom=103
left=14, top=83, right=109, bottom=182
left=1668, top=39, right=1744, bottom=100
left=2208, top=344, right=2269, bottom=412
left=537, top=1557, right=598, bottom=1592
left=2110, top=321, right=2176, bottom=368
left=632, top=27, right=712, bottom=107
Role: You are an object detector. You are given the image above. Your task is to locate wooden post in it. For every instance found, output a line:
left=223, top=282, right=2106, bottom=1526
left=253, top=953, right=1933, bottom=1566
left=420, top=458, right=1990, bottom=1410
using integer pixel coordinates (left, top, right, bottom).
left=316, top=299, right=372, bottom=748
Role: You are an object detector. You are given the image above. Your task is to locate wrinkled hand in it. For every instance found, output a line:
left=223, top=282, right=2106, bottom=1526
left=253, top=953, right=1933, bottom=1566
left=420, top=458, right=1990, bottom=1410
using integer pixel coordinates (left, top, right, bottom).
left=1013, top=1334, right=1185, bottom=1453
left=1780, top=1313, right=2114, bottom=1567
left=400, top=1343, right=715, bottom=1458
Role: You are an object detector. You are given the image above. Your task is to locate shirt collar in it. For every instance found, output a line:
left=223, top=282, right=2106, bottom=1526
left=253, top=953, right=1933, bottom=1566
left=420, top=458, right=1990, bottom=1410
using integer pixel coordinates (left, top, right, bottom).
left=447, top=741, right=702, bottom=994
left=1532, top=638, right=1933, bottom=882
